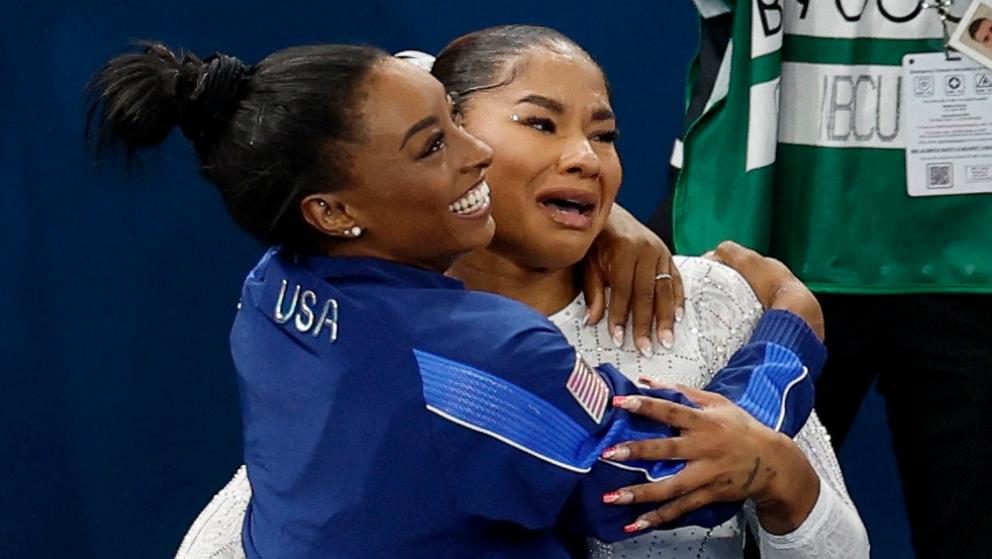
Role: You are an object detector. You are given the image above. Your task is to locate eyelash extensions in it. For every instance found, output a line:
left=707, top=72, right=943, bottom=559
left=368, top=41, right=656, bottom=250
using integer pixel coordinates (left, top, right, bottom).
left=511, top=114, right=619, bottom=143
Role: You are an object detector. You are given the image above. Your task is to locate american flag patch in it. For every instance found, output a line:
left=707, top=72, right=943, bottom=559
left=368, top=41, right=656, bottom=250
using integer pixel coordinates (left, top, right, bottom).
left=566, top=357, right=611, bottom=424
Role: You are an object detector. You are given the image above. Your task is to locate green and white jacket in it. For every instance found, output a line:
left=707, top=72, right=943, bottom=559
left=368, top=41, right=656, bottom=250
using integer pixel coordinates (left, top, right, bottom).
left=674, top=0, right=992, bottom=293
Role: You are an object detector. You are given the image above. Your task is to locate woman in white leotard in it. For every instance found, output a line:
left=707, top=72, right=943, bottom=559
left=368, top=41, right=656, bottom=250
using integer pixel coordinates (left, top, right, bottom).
left=433, top=25, right=867, bottom=559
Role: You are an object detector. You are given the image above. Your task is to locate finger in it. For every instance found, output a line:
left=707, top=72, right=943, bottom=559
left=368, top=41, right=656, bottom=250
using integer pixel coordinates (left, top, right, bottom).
left=712, top=240, right=758, bottom=271
left=581, top=258, right=607, bottom=326
left=670, top=260, right=685, bottom=323
left=624, top=485, right=722, bottom=532
left=650, top=257, right=675, bottom=350
left=665, top=384, right=728, bottom=409
left=602, top=436, right=697, bottom=462
left=603, top=464, right=711, bottom=506
left=606, top=252, right=636, bottom=348
left=631, top=253, right=662, bottom=357
left=637, top=376, right=677, bottom=390
left=714, top=239, right=746, bottom=257
left=634, top=377, right=725, bottom=410
left=716, top=241, right=768, bottom=275
left=613, top=395, right=703, bottom=428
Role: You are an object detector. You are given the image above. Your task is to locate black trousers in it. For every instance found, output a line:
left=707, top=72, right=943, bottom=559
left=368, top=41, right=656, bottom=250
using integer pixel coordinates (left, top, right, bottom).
left=814, top=293, right=992, bottom=558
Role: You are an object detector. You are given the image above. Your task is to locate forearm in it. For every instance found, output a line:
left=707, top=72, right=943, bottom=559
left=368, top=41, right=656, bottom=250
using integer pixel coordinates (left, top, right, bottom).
left=752, top=433, right=820, bottom=534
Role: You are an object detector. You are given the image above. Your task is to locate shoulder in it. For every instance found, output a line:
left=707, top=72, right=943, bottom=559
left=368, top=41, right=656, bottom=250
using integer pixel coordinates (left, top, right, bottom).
left=672, top=256, right=763, bottom=372
left=674, top=256, right=759, bottom=307
left=417, top=289, right=564, bottom=346
left=413, top=290, right=578, bottom=384
left=675, top=256, right=762, bottom=328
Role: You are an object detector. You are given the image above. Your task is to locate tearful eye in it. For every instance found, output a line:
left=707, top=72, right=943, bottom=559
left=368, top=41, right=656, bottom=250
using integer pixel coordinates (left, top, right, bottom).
left=521, top=116, right=556, bottom=134
left=593, top=129, right=619, bottom=144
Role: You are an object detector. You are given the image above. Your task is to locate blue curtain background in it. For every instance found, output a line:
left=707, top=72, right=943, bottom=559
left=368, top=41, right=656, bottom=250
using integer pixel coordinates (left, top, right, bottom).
left=1, top=0, right=909, bottom=556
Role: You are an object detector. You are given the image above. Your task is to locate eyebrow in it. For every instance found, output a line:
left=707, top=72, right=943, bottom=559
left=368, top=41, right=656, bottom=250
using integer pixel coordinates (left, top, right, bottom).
left=400, top=115, right=439, bottom=150
left=515, top=94, right=565, bottom=114
left=514, top=94, right=615, bottom=121
left=591, top=107, right=616, bottom=122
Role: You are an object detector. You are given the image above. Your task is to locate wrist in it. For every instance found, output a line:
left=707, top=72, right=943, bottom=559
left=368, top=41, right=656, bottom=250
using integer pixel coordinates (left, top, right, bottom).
left=754, top=433, right=820, bottom=535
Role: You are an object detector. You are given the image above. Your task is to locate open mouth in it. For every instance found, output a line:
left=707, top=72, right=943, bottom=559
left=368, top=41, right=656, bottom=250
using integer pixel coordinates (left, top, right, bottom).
left=448, top=180, right=491, bottom=217
left=536, top=190, right=598, bottom=229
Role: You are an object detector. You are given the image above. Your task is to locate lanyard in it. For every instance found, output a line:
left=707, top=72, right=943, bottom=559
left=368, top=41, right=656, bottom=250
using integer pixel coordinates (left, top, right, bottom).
left=922, top=0, right=962, bottom=52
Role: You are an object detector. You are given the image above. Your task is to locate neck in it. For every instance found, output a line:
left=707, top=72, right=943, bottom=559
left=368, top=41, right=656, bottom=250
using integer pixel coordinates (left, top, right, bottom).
left=448, top=247, right=579, bottom=316
left=321, top=240, right=454, bottom=275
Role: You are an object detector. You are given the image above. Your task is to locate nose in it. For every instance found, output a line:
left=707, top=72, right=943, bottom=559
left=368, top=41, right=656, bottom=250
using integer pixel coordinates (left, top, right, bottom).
left=557, top=137, right=601, bottom=179
left=459, top=128, right=493, bottom=174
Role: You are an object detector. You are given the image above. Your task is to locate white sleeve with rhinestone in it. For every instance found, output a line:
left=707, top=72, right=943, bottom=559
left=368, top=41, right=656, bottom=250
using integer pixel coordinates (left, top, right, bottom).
left=746, top=412, right=870, bottom=558
left=673, top=256, right=763, bottom=378
left=174, top=466, right=250, bottom=559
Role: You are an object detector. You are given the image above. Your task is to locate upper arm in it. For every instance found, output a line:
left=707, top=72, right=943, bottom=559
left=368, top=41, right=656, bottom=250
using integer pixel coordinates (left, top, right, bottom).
left=675, top=256, right=763, bottom=375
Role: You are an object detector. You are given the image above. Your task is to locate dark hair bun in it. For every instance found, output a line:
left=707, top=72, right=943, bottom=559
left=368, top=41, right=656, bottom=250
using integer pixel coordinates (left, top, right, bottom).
left=86, top=42, right=250, bottom=157
left=87, top=41, right=387, bottom=251
left=177, top=52, right=251, bottom=144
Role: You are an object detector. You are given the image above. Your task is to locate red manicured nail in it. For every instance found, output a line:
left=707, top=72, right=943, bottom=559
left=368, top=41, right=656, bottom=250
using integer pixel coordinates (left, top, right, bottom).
left=602, top=491, right=621, bottom=504
left=624, top=519, right=649, bottom=533
left=613, top=395, right=640, bottom=411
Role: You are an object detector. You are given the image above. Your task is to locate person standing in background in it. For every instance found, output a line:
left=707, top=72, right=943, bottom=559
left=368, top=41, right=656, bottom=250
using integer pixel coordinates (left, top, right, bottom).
left=654, top=1, right=992, bottom=557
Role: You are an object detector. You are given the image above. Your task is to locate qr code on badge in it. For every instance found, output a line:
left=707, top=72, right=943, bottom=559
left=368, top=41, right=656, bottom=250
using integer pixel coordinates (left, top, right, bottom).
left=927, top=163, right=953, bottom=189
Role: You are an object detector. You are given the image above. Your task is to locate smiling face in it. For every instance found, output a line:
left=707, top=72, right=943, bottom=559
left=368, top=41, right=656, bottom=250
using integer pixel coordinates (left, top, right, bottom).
left=457, top=47, right=622, bottom=271
left=320, top=58, right=495, bottom=271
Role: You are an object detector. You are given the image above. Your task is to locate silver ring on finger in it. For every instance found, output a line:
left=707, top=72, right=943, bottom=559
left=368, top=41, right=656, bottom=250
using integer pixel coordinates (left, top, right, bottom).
left=654, top=273, right=673, bottom=281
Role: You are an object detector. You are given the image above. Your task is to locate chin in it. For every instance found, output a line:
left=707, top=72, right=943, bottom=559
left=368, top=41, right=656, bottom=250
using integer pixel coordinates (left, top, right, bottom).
left=460, top=217, right=497, bottom=253
left=523, top=232, right=594, bottom=271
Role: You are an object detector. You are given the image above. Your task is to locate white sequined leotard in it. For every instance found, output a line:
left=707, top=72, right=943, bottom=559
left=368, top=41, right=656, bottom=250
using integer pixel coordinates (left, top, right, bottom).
left=553, top=257, right=868, bottom=559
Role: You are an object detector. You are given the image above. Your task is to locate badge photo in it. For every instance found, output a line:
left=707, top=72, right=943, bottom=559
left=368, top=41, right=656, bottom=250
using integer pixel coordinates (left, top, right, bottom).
left=949, top=0, right=992, bottom=71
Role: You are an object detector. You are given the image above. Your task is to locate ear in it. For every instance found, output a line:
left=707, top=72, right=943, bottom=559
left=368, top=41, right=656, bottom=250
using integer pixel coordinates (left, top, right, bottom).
left=300, top=194, right=363, bottom=239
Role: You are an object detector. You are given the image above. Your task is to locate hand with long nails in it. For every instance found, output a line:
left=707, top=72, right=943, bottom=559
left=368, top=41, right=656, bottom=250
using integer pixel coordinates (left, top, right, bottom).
left=582, top=203, right=685, bottom=357
left=704, top=241, right=824, bottom=340
left=601, top=378, right=820, bottom=536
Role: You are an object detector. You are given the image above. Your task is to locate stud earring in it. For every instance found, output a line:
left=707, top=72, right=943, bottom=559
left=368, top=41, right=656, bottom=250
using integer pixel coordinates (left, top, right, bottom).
left=349, top=226, right=363, bottom=237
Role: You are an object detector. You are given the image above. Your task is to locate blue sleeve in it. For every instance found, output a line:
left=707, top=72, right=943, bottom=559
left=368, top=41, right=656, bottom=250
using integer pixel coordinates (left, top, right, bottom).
left=415, top=319, right=744, bottom=543
left=704, top=309, right=826, bottom=437
left=559, top=311, right=825, bottom=539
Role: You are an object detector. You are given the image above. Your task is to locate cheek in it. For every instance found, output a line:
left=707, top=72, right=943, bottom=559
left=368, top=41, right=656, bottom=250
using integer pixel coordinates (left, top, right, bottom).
left=467, top=118, right=548, bottom=198
left=382, top=183, right=440, bottom=217
left=601, top=154, right=622, bottom=203
left=369, top=171, right=453, bottom=234
left=484, top=145, right=548, bottom=218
